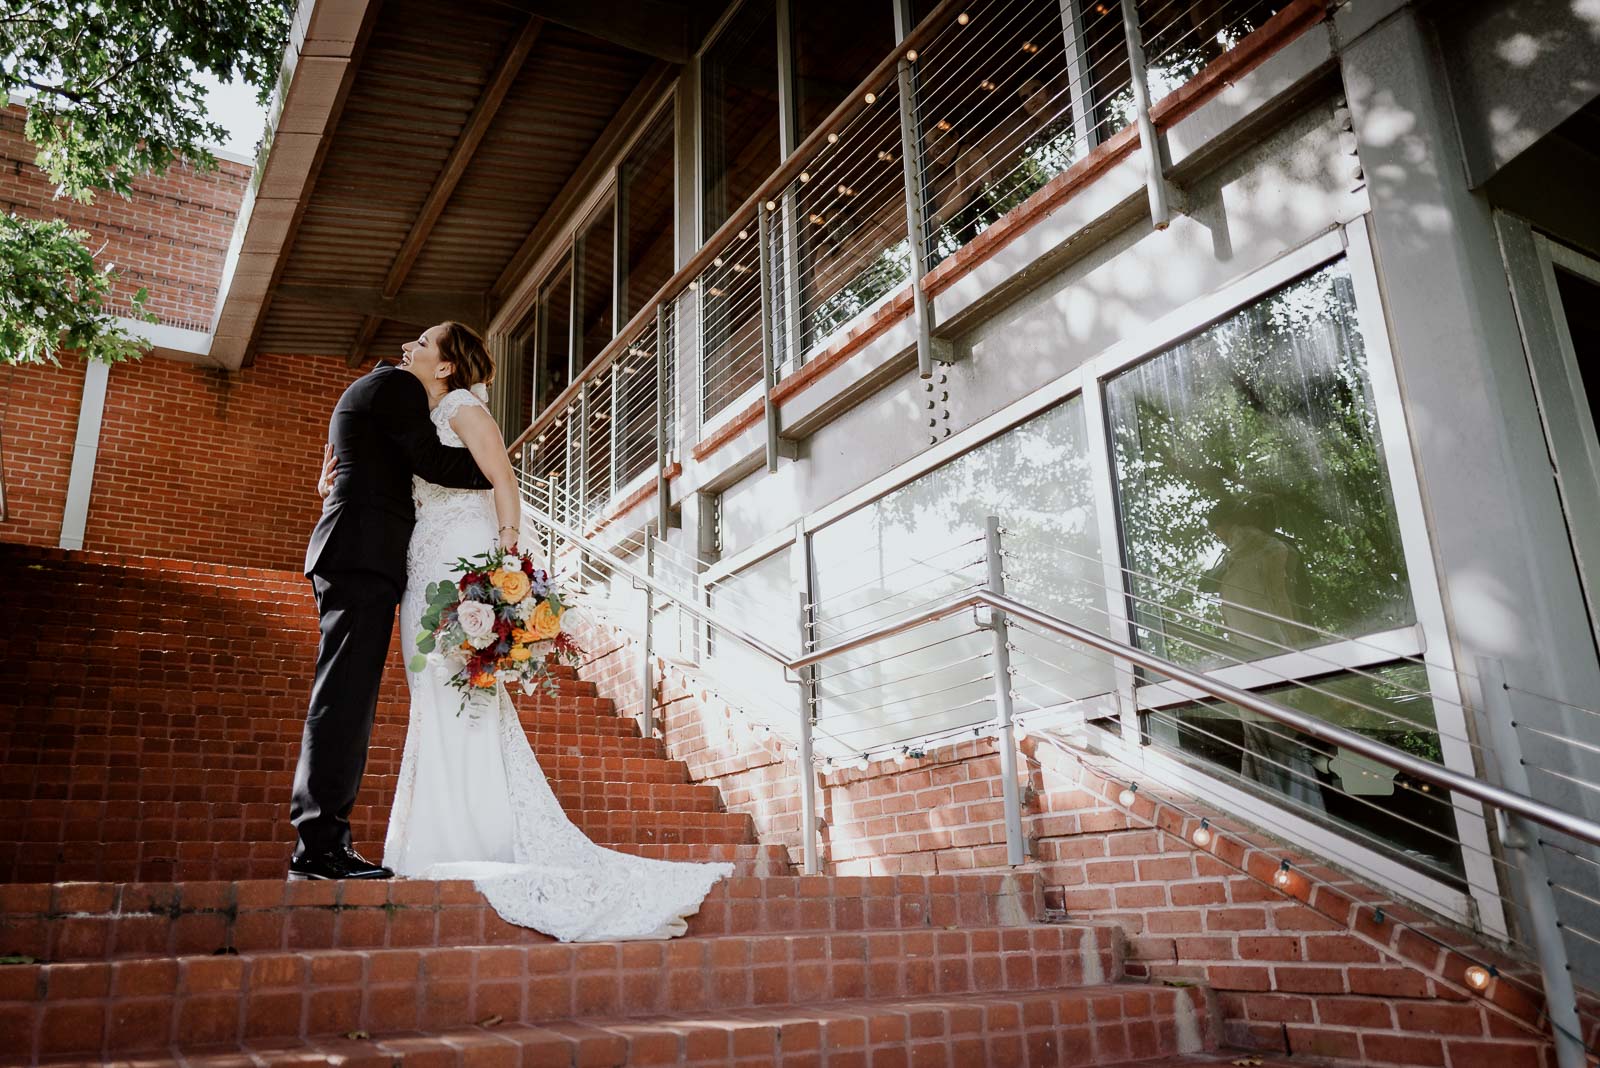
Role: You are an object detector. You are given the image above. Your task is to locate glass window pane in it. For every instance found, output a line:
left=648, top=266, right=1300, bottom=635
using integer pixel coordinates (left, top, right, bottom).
left=701, top=1, right=780, bottom=236
left=1106, top=260, right=1415, bottom=669
left=791, top=1, right=894, bottom=140
left=537, top=265, right=572, bottom=411
left=809, top=395, right=1113, bottom=755
left=619, top=109, right=676, bottom=323
left=576, top=201, right=615, bottom=371
left=1150, top=663, right=1465, bottom=882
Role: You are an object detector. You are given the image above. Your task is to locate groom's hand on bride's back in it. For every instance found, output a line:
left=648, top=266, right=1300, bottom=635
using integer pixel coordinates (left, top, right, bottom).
left=317, top=443, right=339, bottom=499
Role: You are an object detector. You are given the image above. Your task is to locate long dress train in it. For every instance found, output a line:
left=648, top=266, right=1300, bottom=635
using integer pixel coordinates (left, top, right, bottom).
left=382, top=386, right=731, bottom=942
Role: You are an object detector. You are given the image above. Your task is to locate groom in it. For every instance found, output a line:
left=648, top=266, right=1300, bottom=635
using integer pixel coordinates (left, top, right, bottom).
left=290, top=359, right=491, bottom=880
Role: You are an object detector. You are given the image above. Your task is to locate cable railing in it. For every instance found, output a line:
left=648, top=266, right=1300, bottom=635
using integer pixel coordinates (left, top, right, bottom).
left=513, top=476, right=1600, bottom=1065
left=508, top=0, right=1318, bottom=525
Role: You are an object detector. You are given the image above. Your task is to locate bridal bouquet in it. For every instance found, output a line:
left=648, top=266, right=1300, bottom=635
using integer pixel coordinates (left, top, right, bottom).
left=409, top=546, right=583, bottom=711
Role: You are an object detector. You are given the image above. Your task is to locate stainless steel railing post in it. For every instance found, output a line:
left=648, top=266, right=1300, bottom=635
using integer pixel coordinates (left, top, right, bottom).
left=983, top=515, right=1028, bottom=866
left=798, top=588, right=820, bottom=875
left=1480, top=657, right=1587, bottom=1068
left=654, top=302, right=671, bottom=534
left=758, top=206, right=784, bottom=473
left=639, top=532, right=656, bottom=740
left=893, top=0, right=948, bottom=380
left=1118, top=0, right=1174, bottom=229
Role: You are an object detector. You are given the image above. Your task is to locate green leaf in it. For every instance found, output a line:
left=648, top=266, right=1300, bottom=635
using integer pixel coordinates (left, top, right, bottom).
left=407, top=654, right=429, bottom=673
left=416, top=634, right=436, bottom=654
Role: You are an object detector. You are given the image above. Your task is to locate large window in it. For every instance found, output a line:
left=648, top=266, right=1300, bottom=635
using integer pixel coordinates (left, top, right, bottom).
left=1105, top=261, right=1414, bottom=670
left=619, top=109, right=676, bottom=323
left=536, top=265, right=572, bottom=411
left=808, top=395, right=1113, bottom=755
left=576, top=201, right=616, bottom=371
left=701, top=1, right=780, bottom=236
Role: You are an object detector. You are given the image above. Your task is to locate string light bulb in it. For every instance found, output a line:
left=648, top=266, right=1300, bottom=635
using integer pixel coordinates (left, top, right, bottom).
left=765, top=199, right=777, bottom=211
left=1021, top=41, right=1039, bottom=54
left=826, top=132, right=839, bottom=144
left=905, top=49, right=918, bottom=61
left=864, top=91, right=877, bottom=104
left=1117, top=784, right=1137, bottom=807
left=1273, top=862, right=1293, bottom=889
left=979, top=79, right=997, bottom=92
left=1464, top=965, right=1493, bottom=992
left=1191, top=819, right=1213, bottom=848
left=799, top=170, right=811, bottom=183
left=737, top=229, right=748, bottom=240
left=957, top=12, right=970, bottom=24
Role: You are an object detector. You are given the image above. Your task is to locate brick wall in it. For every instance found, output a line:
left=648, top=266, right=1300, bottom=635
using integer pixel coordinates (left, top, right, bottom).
left=0, top=104, right=249, bottom=329
left=569, top=614, right=1597, bottom=1068
left=84, top=353, right=364, bottom=570
left=0, top=361, right=85, bottom=548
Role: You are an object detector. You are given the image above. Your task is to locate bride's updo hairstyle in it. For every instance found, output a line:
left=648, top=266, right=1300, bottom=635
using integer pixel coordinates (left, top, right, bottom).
left=437, top=321, right=495, bottom=394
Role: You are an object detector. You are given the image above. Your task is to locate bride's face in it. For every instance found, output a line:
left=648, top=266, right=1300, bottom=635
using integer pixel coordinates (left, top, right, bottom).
left=400, top=325, right=452, bottom=386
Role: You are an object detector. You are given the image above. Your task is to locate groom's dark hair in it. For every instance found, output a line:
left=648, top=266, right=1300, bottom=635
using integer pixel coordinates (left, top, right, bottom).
left=437, top=321, right=495, bottom=394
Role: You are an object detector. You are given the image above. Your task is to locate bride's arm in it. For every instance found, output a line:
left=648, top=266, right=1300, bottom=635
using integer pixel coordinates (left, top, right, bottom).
left=450, top=405, right=522, bottom=550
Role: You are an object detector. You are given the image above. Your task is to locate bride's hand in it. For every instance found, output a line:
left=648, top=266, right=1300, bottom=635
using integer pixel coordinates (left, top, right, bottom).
left=317, top=444, right=339, bottom=499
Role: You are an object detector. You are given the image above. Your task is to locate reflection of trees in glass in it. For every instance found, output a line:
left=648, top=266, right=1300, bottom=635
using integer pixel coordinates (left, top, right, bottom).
left=807, top=241, right=911, bottom=344
left=1107, top=263, right=1414, bottom=668
left=1165, top=662, right=1464, bottom=882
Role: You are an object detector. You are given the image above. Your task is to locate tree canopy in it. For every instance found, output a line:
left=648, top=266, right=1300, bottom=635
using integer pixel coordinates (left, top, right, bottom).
left=0, top=0, right=291, bottom=365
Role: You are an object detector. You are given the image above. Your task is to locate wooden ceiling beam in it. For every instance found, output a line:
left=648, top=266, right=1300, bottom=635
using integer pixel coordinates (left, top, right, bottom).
left=507, top=0, right=689, bottom=63
left=379, top=14, right=545, bottom=303
left=344, top=14, right=542, bottom=366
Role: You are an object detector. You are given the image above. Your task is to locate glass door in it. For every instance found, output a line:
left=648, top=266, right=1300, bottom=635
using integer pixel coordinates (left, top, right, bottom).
left=1521, top=235, right=1600, bottom=645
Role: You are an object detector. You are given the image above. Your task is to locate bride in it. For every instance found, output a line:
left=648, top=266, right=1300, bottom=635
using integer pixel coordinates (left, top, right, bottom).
left=366, top=321, right=729, bottom=941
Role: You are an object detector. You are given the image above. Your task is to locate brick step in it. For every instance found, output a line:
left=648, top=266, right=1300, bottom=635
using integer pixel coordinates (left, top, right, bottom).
left=7, top=986, right=1216, bottom=1066
left=0, top=925, right=1122, bottom=1058
left=0, top=873, right=1042, bottom=962
left=7, top=709, right=643, bottom=751
left=0, top=677, right=606, bottom=713
left=1, top=729, right=667, bottom=771
left=0, top=799, right=755, bottom=851
left=0, top=704, right=636, bottom=758
left=0, top=841, right=794, bottom=886
left=0, top=767, right=722, bottom=813
left=0, top=746, right=693, bottom=791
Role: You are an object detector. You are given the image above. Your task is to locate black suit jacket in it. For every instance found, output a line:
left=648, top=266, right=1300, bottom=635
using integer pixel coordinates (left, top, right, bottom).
left=305, top=363, right=492, bottom=587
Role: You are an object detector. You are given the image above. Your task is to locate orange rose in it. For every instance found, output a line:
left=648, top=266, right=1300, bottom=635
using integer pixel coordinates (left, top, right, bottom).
left=528, top=601, right=563, bottom=641
left=509, top=645, right=533, bottom=662
left=469, top=671, right=496, bottom=689
left=491, top=568, right=532, bottom=604
left=511, top=627, right=534, bottom=644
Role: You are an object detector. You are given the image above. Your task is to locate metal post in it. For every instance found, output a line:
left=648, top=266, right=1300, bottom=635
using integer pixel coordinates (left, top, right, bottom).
left=983, top=515, right=1027, bottom=866
left=1057, top=0, right=1099, bottom=158
left=758, top=207, right=783, bottom=473
left=797, top=588, right=820, bottom=875
left=1117, top=0, right=1173, bottom=229
left=654, top=301, right=671, bottom=534
left=609, top=361, right=620, bottom=501
left=1479, top=658, right=1586, bottom=1068
left=576, top=383, right=590, bottom=528
left=545, top=472, right=559, bottom=574
left=892, top=0, right=949, bottom=379
left=639, top=531, right=656, bottom=739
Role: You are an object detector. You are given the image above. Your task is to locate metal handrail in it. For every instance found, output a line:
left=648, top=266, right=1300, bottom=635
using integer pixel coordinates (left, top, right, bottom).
left=525, top=492, right=1600, bottom=853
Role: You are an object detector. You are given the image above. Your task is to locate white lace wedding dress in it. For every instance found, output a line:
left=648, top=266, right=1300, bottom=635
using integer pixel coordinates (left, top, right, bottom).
left=382, top=386, right=732, bottom=941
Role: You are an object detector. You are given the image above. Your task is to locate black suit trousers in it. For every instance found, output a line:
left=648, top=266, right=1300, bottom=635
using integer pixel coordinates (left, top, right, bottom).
left=290, top=569, right=402, bottom=857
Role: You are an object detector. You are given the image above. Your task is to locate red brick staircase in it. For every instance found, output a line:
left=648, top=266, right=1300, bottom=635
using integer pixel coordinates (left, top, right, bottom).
left=0, top=545, right=1227, bottom=1065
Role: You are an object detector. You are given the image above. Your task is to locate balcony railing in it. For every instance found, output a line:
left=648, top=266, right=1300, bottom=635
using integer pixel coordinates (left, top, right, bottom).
left=508, top=0, right=1316, bottom=536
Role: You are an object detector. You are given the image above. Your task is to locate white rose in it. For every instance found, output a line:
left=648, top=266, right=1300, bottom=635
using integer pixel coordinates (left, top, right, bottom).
left=502, top=558, right=522, bottom=572
left=457, top=599, right=497, bottom=639
left=468, top=631, right=497, bottom=650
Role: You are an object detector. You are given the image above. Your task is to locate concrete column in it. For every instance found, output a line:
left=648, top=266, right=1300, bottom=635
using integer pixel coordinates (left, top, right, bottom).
left=58, top=360, right=111, bottom=551
left=1339, top=5, right=1600, bottom=956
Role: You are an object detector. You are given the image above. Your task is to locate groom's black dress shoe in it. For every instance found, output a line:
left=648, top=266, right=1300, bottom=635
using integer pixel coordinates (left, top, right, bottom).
left=289, top=847, right=394, bottom=881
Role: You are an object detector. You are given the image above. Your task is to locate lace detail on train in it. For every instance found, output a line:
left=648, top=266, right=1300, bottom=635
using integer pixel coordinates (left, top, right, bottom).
left=384, top=386, right=731, bottom=941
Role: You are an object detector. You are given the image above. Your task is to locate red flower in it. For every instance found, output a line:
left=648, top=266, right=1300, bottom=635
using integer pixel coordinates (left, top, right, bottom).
left=521, top=555, right=535, bottom=577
